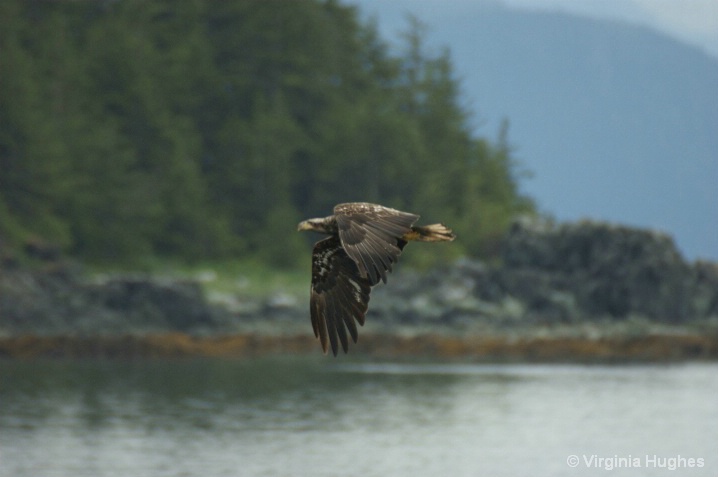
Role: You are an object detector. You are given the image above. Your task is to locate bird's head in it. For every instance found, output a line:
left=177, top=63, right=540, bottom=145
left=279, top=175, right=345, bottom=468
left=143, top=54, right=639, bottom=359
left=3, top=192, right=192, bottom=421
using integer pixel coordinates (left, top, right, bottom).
left=297, top=218, right=328, bottom=233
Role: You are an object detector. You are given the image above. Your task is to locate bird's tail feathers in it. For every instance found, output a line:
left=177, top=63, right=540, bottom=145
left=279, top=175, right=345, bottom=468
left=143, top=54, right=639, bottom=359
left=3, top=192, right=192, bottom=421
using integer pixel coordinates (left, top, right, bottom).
left=404, top=224, right=456, bottom=242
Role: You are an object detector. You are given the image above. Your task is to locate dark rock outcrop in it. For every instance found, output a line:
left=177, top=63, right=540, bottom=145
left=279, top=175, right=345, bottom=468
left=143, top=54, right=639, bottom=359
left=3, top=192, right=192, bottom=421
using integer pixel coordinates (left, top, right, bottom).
left=368, top=218, right=717, bottom=327
left=0, top=265, right=230, bottom=336
left=499, top=218, right=703, bottom=322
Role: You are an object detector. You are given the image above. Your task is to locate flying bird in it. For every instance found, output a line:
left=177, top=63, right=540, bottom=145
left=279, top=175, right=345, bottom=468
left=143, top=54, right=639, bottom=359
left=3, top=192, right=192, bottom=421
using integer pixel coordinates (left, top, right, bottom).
left=297, top=202, right=455, bottom=355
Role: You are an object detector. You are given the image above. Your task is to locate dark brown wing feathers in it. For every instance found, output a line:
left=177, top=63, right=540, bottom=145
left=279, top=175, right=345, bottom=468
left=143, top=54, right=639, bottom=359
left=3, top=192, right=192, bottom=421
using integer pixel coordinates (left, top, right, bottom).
left=308, top=203, right=451, bottom=355
left=310, top=236, right=371, bottom=356
left=334, top=203, right=419, bottom=286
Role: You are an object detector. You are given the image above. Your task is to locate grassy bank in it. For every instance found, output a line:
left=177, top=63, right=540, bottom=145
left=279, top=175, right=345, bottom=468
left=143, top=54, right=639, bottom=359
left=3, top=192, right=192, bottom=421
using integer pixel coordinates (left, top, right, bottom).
left=87, top=258, right=308, bottom=304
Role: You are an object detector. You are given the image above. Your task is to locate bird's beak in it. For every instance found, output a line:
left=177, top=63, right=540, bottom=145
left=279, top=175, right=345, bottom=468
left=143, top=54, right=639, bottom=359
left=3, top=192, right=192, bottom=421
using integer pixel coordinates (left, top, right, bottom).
left=297, top=220, right=312, bottom=232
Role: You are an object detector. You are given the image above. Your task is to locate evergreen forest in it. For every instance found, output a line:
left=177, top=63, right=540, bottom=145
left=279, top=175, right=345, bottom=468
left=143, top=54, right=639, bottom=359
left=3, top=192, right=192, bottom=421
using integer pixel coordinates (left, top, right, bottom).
left=0, top=0, right=535, bottom=268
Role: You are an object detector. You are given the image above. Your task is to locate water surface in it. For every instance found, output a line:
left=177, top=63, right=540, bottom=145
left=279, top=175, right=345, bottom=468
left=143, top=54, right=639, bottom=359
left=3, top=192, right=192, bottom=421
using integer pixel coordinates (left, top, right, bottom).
left=1, top=357, right=715, bottom=476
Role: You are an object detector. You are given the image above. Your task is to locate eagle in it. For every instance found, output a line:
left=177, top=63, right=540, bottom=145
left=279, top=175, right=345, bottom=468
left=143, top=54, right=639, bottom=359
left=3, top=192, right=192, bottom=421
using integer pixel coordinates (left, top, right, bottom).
left=297, top=202, right=455, bottom=355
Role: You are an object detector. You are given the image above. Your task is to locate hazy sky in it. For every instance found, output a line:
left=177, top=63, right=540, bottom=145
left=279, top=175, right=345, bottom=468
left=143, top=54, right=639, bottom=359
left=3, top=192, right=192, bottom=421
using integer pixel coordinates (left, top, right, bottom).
left=503, top=0, right=718, bottom=57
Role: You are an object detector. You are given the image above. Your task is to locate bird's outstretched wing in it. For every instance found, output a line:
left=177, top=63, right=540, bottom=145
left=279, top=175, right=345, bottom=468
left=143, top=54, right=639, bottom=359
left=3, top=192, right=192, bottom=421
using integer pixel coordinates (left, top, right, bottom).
left=310, top=236, right=372, bottom=356
left=333, top=203, right=419, bottom=285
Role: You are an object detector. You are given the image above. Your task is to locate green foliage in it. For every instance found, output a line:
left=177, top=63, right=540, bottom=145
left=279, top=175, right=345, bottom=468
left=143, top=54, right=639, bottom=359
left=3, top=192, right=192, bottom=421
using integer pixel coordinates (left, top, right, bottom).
left=0, top=0, right=534, bottom=267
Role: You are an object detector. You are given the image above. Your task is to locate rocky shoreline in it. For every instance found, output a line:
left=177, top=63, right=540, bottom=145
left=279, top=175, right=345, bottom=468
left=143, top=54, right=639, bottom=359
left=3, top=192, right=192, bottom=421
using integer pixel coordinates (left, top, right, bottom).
left=1, top=332, right=716, bottom=361
left=1, top=219, right=717, bottom=360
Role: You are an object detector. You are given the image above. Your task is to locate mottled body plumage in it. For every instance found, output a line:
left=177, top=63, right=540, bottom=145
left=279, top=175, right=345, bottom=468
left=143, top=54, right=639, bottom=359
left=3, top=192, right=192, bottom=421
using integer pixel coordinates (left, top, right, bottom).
left=298, top=202, right=455, bottom=355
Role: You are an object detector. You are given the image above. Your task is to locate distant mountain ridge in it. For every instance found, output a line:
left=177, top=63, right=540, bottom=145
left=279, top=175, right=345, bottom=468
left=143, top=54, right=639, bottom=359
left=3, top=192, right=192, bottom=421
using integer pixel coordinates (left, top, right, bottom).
left=351, top=1, right=718, bottom=260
